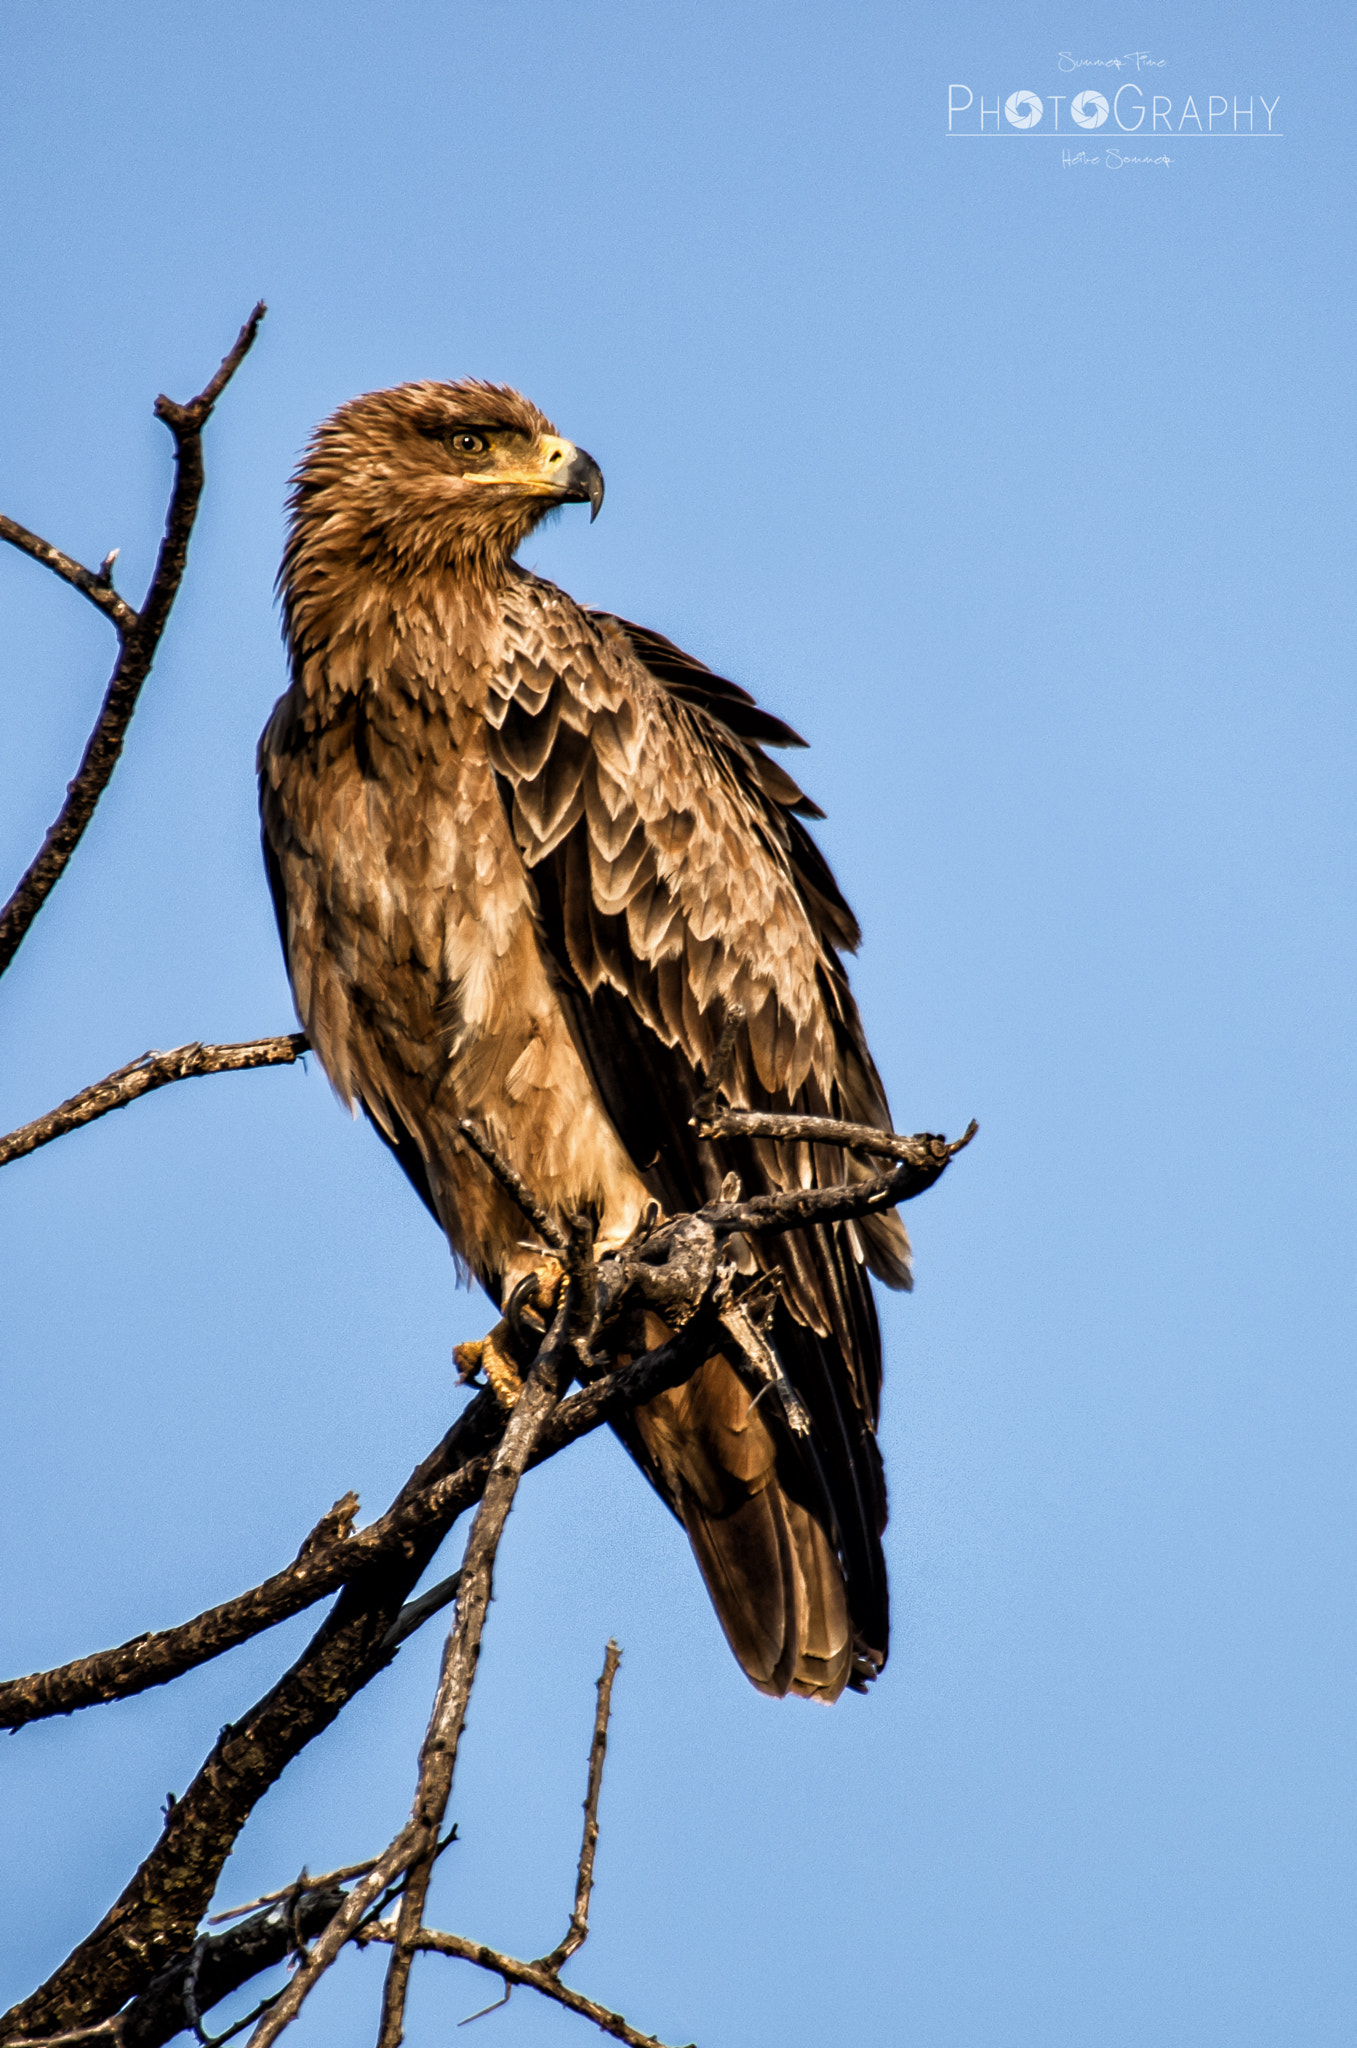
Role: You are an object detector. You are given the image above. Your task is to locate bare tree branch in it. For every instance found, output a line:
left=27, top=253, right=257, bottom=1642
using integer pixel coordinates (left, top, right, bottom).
left=0, top=515, right=136, bottom=632
left=0, top=1388, right=504, bottom=2042
left=0, top=1035, right=307, bottom=1171
left=0, top=1298, right=722, bottom=1739
left=0, top=1117, right=971, bottom=2040
left=207, top=1865, right=377, bottom=1927
left=248, top=1278, right=582, bottom=2047
left=539, top=1640, right=622, bottom=1974
left=66, top=1637, right=652, bottom=2048
left=456, top=1116, right=568, bottom=1251
left=380, top=1571, right=462, bottom=1654
left=696, top=1103, right=980, bottom=1168
left=360, top=1925, right=692, bottom=2048
left=694, top=1120, right=977, bottom=1243
left=0, top=303, right=264, bottom=980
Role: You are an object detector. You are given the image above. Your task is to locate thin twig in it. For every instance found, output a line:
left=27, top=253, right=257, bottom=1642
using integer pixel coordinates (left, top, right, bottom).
left=695, top=1104, right=980, bottom=1167
left=380, top=1571, right=462, bottom=1653
left=0, top=1035, right=308, bottom=1170
left=207, top=1863, right=377, bottom=1927
left=0, top=514, right=137, bottom=632
left=0, top=2027, right=123, bottom=2046
left=539, top=1640, right=622, bottom=1974
left=456, top=1118, right=568, bottom=1251
left=458, top=1977, right=512, bottom=2023
left=359, top=1926, right=692, bottom=2048
left=0, top=303, right=264, bottom=981
left=696, top=1120, right=978, bottom=1242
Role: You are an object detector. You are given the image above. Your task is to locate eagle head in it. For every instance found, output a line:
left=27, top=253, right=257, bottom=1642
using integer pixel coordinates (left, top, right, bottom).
left=281, top=380, right=604, bottom=607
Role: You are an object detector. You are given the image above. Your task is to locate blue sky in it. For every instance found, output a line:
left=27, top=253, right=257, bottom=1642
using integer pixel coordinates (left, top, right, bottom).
left=1, top=4, right=1352, bottom=2044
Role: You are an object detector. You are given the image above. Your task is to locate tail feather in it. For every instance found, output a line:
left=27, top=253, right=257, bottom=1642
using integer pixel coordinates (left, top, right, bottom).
left=626, top=1343, right=862, bottom=1701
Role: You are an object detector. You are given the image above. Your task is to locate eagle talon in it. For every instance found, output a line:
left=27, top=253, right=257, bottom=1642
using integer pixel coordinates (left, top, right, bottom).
left=453, top=1338, right=487, bottom=1388
left=455, top=1322, right=525, bottom=1409
left=504, top=1255, right=566, bottom=1348
left=505, top=1272, right=547, bottom=1341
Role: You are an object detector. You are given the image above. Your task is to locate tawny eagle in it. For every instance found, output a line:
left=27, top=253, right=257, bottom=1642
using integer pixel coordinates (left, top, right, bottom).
left=259, top=381, right=910, bottom=1701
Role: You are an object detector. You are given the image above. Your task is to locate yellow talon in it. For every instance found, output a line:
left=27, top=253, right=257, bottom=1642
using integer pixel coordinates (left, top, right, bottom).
left=455, top=1321, right=523, bottom=1408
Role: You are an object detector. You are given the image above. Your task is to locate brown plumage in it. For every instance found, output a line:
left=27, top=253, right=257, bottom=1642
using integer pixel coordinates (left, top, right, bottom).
left=259, top=379, right=911, bottom=1700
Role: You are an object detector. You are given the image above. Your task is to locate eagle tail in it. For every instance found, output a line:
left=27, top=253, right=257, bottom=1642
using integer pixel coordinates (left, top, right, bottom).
left=623, top=1338, right=880, bottom=1702
left=681, top=1466, right=856, bottom=1701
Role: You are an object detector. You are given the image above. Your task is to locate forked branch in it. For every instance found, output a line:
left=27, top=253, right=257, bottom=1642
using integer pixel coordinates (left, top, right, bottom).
left=246, top=1290, right=580, bottom=2047
left=356, top=1640, right=685, bottom=2046
left=1, top=1118, right=973, bottom=2044
left=0, top=1318, right=718, bottom=1735
left=361, top=1926, right=690, bottom=2048
left=0, top=303, right=264, bottom=979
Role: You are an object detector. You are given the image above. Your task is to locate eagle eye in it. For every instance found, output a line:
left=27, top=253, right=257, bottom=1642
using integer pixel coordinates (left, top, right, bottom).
left=448, top=430, right=489, bottom=456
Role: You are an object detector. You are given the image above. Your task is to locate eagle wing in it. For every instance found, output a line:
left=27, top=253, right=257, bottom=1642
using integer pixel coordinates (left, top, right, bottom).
left=482, top=579, right=910, bottom=1693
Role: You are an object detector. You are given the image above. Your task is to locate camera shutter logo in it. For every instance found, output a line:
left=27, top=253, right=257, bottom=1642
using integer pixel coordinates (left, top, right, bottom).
left=1004, top=90, right=1044, bottom=129
left=1070, top=90, right=1110, bottom=129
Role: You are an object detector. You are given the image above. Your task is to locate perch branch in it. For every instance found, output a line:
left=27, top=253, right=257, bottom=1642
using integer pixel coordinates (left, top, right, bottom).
left=0, top=1310, right=720, bottom=1735
left=699, top=1120, right=977, bottom=1240
left=1, top=1121, right=970, bottom=2036
left=0, top=303, right=264, bottom=980
left=0, top=1035, right=308, bottom=1171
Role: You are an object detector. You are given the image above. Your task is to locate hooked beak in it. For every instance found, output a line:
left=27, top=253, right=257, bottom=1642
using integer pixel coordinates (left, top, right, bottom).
left=464, top=433, right=606, bottom=522
left=558, top=444, right=605, bottom=521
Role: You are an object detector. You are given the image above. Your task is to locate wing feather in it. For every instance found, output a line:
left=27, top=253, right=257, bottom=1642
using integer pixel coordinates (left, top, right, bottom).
left=492, top=579, right=909, bottom=1677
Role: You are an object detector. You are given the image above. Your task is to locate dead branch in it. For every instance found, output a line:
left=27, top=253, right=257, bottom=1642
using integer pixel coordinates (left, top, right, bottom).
left=135, top=1886, right=347, bottom=2048
left=360, top=1926, right=691, bottom=2048
left=539, top=1639, right=622, bottom=1973
left=207, top=1863, right=377, bottom=1927
left=0, top=1387, right=504, bottom=2043
left=0, top=515, right=136, bottom=633
left=0, top=1309, right=722, bottom=1735
left=0, top=1036, right=307, bottom=1171
left=0, top=303, right=264, bottom=980
left=456, top=1116, right=568, bottom=1251
left=373, top=1642, right=683, bottom=2048
left=2, top=1116, right=971, bottom=2043
left=696, top=1103, right=980, bottom=1168
left=700, top=1119, right=977, bottom=1240
left=68, top=1645, right=659, bottom=2048
left=0, top=1888, right=349, bottom=2048
left=248, top=1284, right=580, bottom=2047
